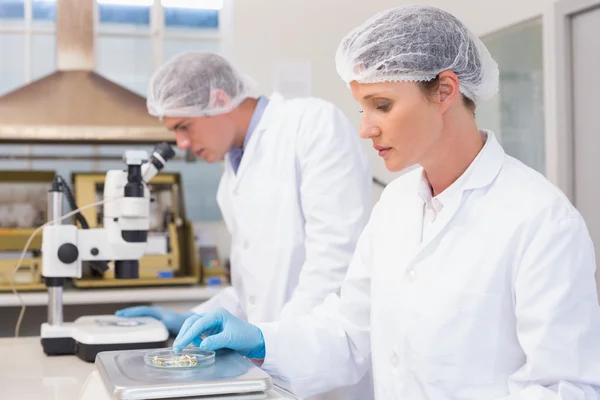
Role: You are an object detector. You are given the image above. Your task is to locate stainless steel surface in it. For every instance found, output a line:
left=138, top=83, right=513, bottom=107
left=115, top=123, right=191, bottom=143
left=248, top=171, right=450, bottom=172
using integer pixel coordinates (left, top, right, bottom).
left=96, top=349, right=273, bottom=400
left=0, top=124, right=172, bottom=144
left=0, top=154, right=188, bottom=162
left=48, top=191, right=62, bottom=226
left=47, top=190, right=64, bottom=325
left=0, top=0, right=171, bottom=144
left=47, top=286, right=63, bottom=325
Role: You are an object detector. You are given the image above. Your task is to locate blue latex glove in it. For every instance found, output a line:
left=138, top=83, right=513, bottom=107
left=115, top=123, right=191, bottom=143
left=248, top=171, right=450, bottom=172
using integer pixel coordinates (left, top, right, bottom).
left=115, top=306, right=194, bottom=336
left=173, top=307, right=265, bottom=359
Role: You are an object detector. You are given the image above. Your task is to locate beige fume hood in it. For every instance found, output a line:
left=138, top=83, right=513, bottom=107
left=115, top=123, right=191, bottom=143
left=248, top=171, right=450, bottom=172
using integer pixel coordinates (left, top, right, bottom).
left=0, top=0, right=172, bottom=144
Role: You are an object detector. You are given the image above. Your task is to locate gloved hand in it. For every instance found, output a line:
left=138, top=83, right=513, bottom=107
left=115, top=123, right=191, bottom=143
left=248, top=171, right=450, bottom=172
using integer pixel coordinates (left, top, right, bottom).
left=115, top=306, right=194, bottom=336
left=173, top=307, right=265, bottom=359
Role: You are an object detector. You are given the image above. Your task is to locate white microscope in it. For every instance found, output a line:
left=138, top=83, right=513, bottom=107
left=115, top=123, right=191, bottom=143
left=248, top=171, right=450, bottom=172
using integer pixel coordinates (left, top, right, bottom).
left=41, top=144, right=298, bottom=399
left=41, top=143, right=175, bottom=362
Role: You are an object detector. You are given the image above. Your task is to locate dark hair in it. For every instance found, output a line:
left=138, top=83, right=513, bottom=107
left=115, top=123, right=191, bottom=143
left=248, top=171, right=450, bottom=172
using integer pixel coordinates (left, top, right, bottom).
left=418, top=75, right=476, bottom=114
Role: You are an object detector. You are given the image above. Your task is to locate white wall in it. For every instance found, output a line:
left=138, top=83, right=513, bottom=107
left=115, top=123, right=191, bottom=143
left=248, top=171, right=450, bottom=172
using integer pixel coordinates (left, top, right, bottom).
left=231, top=0, right=557, bottom=185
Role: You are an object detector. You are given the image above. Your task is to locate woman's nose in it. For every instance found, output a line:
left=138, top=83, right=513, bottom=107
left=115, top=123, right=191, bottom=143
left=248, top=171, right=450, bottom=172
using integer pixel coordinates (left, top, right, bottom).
left=359, top=120, right=381, bottom=139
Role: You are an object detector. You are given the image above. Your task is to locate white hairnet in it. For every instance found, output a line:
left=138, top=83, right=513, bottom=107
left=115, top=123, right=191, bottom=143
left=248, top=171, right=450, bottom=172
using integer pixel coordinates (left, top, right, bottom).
left=147, top=52, right=257, bottom=118
left=335, top=5, right=499, bottom=102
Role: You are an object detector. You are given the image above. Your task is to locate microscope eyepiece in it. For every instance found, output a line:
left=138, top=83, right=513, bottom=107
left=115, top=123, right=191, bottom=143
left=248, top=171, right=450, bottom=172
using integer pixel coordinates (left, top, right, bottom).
left=149, top=143, right=175, bottom=172
left=156, top=142, right=176, bottom=162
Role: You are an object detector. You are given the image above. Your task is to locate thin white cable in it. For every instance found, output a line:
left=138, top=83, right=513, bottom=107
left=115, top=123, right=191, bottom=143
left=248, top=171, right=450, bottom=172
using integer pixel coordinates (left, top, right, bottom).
left=11, top=196, right=122, bottom=337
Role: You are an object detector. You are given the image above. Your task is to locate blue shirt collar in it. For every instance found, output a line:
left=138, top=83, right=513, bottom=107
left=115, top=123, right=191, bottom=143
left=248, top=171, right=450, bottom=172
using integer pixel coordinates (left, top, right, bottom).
left=244, top=96, right=269, bottom=149
left=228, top=96, right=269, bottom=173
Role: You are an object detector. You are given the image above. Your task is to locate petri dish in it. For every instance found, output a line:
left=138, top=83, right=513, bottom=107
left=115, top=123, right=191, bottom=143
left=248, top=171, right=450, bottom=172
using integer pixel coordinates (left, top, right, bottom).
left=143, top=348, right=216, bottom=370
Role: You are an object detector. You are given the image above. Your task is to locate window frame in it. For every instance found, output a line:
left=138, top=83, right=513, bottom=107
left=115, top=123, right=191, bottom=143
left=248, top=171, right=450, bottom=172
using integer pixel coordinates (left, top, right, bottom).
left=0, top=0, right=234, bottom=84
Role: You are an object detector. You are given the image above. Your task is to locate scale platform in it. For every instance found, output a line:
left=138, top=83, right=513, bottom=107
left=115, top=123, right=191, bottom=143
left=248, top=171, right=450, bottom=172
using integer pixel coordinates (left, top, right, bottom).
left=90, top=348, right=298, bottom=400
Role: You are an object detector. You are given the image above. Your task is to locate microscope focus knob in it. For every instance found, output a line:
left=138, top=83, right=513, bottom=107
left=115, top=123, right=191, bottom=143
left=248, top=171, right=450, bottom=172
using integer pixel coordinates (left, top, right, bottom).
left=57, top=243, right=79, bottom=264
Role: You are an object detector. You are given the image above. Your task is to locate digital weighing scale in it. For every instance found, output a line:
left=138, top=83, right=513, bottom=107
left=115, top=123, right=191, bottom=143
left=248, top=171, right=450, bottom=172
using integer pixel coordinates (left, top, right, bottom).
left=79, top=348, right=299, bottom=399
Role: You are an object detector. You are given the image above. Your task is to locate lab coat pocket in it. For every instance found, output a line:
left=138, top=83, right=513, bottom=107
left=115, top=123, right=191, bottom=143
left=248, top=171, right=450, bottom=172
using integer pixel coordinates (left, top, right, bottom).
left=407, top=291, right=503, bottom=385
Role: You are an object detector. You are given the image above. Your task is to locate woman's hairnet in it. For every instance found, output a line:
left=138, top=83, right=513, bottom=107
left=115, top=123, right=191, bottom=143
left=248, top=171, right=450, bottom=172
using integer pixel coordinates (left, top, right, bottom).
left=147, top=52, right=257, bottom=118
left=335, top=5, right=499, bottom=102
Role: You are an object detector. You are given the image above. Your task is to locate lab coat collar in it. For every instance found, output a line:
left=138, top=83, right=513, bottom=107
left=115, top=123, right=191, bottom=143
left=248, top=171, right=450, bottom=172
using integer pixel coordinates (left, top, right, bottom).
left=408, top=130, right=505, bottom=264
left=422, top=130, right=504, bottom=207
left=413, top=131, right=505, bottom=200
left=233, top=93, right=286, bottom=186
left=461, top=130, right=505, bottom=192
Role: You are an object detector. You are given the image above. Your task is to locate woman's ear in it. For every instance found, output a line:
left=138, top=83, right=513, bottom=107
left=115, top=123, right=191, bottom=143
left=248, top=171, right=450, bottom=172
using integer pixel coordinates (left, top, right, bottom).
left=437, top=70, right=460, bottom=113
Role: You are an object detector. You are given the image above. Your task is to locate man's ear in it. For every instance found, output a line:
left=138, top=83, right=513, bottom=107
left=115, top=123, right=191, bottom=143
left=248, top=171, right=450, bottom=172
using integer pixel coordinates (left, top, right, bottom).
left=210, top=89, right=231, bottom=109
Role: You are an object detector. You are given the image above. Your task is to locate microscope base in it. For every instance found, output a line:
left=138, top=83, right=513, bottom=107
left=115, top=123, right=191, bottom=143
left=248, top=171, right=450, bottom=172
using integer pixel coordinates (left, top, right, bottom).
left=41, top=315, right=169, bottom=362
left=41, top=336, right=76, bottom=356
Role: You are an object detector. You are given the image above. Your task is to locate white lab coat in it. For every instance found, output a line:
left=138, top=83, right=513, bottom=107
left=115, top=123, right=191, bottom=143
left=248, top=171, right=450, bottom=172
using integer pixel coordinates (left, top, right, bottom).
left=192, top=93, right=375, bottom=400
left=258, top=131, right=600, bottom=399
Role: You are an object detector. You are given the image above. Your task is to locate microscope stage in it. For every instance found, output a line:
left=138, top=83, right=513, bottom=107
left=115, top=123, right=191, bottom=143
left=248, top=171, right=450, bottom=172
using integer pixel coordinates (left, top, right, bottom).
left=42, top=315, right=169, bottom=362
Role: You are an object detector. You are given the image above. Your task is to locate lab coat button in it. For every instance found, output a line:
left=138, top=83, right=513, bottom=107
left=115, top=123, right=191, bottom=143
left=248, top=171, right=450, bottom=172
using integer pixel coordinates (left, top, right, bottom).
left=243, top=240, right=250, bottom=250
left=249, top=296, right=256, bottom=305
left=390, top=353, right=399, bottom=367
left=405, top=269, right=416, bottom=282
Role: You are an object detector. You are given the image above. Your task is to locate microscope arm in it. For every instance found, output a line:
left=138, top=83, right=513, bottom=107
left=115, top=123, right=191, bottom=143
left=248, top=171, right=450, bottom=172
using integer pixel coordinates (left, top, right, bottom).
left=41, top=224, right=149, bottom=280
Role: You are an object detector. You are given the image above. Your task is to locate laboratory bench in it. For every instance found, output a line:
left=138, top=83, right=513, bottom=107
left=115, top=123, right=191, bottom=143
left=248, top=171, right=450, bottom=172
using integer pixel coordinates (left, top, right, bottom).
left=0, top=336, right=98, bottom=399
left=0, top=337, right=297, bottom=399
left=0, top=286, right=300, bottom=399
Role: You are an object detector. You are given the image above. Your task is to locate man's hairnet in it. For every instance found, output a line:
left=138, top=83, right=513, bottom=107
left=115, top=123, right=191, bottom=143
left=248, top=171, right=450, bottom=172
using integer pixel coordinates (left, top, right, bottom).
left=147, top=52, right=257, bottom=118
left=335, top=5, right=499, bottom=102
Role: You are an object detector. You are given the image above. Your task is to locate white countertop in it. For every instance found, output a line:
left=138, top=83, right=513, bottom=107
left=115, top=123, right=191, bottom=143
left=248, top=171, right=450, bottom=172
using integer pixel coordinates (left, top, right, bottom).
left=0, top=285, right=225, bottom=307
left=0, top=337, right=97, bottom=399
left=0, top=337, right=299, bottom=400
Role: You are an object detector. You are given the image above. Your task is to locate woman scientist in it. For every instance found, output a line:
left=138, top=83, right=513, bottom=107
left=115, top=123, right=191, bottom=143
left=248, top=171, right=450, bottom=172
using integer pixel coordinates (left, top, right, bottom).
left=172, top=5, right=600, bottom=399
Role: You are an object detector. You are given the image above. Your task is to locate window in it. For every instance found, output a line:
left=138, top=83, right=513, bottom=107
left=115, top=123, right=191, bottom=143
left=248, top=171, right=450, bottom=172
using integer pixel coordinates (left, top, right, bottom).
left=0, top=0, right=229, bottom=95
left=94, top=0, right=226, bottom=97
left=476, top=19, right=545, bottom=174
left=0, top=0, right=24, bottom=26
left=0, top=0, right=231, bottom=221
